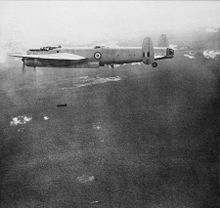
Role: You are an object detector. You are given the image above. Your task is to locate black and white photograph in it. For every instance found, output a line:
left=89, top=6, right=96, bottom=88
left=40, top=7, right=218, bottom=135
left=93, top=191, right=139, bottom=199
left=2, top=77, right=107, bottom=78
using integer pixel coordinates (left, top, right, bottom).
left=0, top=0, right=219, bottom=207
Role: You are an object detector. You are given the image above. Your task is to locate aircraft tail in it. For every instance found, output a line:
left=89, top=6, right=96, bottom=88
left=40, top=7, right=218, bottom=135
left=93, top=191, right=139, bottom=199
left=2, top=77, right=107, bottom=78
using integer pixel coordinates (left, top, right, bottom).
left=158, top=34, right=169, bottom=47
left=142, top=37, right=154, bottom=65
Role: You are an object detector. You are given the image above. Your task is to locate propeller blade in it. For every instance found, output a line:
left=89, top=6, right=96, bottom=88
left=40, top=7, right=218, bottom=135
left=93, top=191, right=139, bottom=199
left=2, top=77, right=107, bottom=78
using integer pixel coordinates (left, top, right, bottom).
left=22, top=62, right=25, bottom=73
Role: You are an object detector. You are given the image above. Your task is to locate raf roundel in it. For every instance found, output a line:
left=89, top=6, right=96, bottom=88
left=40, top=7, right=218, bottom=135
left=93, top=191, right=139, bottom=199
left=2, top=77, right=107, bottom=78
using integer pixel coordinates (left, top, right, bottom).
left=94, top=52, right=102, bottom=60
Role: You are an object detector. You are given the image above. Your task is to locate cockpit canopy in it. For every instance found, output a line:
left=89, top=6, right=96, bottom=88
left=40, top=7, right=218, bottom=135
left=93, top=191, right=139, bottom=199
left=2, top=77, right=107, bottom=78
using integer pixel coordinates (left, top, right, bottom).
left=29, top=45, right=62, bottom=52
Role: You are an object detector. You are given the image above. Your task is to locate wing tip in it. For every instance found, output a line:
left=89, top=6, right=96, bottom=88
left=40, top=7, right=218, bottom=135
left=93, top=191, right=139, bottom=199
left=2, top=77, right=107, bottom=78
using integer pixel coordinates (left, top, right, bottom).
left=8, top=54, right=24, bottom=58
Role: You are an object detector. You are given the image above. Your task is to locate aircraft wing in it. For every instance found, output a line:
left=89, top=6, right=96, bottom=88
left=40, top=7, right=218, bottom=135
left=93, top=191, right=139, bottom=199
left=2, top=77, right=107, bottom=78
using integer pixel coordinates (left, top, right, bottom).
left=9, top=53, right=87, bottom=61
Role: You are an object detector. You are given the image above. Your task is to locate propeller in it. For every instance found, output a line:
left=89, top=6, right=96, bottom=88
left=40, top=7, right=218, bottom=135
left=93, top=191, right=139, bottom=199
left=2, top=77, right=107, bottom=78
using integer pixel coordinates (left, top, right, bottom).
left=22, top=60, right=25, bottom=73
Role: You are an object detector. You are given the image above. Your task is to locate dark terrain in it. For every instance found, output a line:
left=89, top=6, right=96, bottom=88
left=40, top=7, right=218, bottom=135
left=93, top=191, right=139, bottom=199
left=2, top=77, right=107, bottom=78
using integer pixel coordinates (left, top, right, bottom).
left=0, top=52, right=219, bottom=208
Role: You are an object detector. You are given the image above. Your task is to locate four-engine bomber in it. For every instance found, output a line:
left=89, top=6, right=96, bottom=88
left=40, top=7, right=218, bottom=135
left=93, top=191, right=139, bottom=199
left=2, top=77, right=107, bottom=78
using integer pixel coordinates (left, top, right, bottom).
left=10, top=36, right=174, bottom=69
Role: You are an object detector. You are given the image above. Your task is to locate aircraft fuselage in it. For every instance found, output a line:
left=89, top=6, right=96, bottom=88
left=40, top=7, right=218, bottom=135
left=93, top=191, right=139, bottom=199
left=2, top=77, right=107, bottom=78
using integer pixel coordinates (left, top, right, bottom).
left=25, top=47, right=144, bottom=68
left=12, top=36, right=174, bottom=68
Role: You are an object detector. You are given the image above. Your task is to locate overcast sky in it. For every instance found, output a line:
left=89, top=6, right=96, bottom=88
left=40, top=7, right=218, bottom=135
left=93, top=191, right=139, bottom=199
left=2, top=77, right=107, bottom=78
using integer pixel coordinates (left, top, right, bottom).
left=0, top=1, right=220, bottom=48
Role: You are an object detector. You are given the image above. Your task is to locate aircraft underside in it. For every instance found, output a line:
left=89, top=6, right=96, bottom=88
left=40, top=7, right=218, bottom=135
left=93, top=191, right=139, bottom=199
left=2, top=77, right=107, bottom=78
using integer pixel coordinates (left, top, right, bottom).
left=23, top=58, right=101, bottom=68
left=23, top=58, right=146, bottom=68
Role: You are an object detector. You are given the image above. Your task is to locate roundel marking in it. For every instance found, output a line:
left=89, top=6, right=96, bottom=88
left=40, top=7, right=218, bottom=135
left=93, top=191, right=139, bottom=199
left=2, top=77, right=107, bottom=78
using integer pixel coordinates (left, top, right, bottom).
left=94, top=52, right=102, bottom=60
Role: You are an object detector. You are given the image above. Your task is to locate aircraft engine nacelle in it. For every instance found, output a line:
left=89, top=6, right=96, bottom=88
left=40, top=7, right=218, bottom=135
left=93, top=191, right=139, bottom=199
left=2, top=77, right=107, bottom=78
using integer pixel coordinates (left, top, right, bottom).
left=23, top=58, right=100, bottom=68
left=142, top=37, right=154, bottom=65
left=23, top=58, right=42, bottom=67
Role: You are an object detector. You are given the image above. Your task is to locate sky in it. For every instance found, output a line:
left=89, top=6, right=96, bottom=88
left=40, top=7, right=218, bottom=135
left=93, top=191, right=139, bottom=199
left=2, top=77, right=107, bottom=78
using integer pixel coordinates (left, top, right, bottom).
left=0, top=1, right=220, bottom=48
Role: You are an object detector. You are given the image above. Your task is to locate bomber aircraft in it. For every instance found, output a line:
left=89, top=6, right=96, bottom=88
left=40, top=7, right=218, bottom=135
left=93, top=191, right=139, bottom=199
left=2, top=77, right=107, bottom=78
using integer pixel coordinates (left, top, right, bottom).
left=10, top=36, right=174, bottom=70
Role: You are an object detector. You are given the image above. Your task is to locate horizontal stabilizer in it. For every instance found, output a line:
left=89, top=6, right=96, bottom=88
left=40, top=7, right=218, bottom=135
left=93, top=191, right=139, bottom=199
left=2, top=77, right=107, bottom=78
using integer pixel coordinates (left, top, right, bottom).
left=154, top=55, right=167, bottom=61
left=154, top=47, right=174, bottom=60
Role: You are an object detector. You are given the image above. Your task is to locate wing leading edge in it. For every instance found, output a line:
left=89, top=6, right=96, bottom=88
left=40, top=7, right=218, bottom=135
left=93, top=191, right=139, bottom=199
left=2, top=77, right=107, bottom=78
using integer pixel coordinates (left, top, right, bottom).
left=9, top=53, right=87, bottom=61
